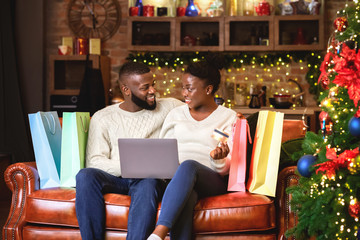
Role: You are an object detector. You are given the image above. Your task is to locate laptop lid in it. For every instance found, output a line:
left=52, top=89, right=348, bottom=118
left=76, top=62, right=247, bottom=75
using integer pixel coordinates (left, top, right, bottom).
left=118, top=138, right=179, bottom=179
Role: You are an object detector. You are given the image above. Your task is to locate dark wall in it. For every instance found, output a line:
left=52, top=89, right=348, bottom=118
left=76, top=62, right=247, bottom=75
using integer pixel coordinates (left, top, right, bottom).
left=15, top=0, right=44, bottom=114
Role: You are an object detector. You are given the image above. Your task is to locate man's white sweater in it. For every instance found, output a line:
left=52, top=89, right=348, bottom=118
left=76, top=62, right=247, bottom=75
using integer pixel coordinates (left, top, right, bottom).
left=160, top=104, right=237, bottom=175
left=86, top=98, right=182, bottom=177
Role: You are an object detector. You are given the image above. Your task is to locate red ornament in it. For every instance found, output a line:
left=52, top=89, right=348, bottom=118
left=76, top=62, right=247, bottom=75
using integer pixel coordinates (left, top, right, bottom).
left=349, top=199, right=360, bottom=218
left=318, top=51, right=334, bottom=90
left=333, top=17, right=348, bottom=32
left=319, top=111, right=330, bottom=122
left=320, top=76, right=330, bottom=89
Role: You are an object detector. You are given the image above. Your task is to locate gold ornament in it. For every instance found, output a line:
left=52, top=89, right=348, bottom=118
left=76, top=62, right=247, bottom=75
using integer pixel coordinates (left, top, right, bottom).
left=349, top=199, right=360, bottom=218
left=328, top=86, right=339, bottom=101
left=348, top=155, right=360, bottom=174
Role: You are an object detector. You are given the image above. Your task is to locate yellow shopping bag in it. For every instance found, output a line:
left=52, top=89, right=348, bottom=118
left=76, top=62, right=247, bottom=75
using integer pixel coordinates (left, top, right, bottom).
left=246, top=110, right=284, bottom=197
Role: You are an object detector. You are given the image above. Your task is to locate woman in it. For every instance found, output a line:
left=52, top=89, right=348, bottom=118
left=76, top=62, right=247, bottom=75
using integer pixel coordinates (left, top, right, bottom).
left=147, top=54, right=238, bottom=240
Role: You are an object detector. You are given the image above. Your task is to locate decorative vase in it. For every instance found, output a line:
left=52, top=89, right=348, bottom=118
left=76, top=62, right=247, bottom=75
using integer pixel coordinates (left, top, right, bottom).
left=293, top=27, right=307, bottom=45
left=185, top=0, right=198, bottom=17
left=135, top=0, right=143, bottom=16
left=230, top=0, right=237, bottom=16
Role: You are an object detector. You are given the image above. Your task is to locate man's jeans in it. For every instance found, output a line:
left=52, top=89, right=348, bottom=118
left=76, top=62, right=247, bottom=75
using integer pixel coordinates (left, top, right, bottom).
left=75, top=168, right=165, bottom=240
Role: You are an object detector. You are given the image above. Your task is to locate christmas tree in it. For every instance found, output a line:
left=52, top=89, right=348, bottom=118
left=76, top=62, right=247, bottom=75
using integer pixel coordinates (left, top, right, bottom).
left=287, top=1, right=360, bottom=239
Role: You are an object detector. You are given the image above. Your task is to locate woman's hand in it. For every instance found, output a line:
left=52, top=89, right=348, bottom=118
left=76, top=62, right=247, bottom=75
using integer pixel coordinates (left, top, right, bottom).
left=237, top=112, right=245, bottom=119
left=210, top=142, right=230, bottom=160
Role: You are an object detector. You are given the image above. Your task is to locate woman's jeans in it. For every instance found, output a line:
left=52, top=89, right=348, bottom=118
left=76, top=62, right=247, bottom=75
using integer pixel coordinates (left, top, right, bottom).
left=157, top=160, right=228, bottom=240
left=75, top=168, right=165, bottom=240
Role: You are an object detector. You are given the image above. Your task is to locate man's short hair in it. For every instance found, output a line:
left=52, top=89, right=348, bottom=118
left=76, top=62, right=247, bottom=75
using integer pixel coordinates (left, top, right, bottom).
left=118, top=62, right=150, bottom=83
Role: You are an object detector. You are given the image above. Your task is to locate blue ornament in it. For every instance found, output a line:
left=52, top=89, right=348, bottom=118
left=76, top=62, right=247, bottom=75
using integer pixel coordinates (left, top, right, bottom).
left=349, top=117, right=360, bottom=137
left=297, top=155, right=316, bottom=177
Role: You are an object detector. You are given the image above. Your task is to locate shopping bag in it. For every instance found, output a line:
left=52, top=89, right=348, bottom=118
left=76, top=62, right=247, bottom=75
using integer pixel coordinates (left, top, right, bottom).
left=227, top=118, right=251, bottom=192
left=60, top=112, right=90, bottom=187
left=28, top=111, right=62, bottom=189
left=77, top=54, right=106, bottom=115
left=246, top=110, right=284, bottom=197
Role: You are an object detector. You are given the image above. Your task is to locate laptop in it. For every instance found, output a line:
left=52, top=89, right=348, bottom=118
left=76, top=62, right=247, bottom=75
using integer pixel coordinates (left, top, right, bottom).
left=118, top=138, right=179, bottom=179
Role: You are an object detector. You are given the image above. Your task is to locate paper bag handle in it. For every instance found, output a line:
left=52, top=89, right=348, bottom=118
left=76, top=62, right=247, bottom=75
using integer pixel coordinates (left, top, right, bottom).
left=232, top=119, right=252, bottom=144
left=80, top=116, right=89, bottom=133
left=43, top=114, right=56, bottom=135
left=246, top=122, right=252, bottom=144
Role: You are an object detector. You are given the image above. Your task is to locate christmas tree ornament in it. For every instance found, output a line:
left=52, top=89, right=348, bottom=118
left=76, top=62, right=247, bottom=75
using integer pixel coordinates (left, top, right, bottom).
left=349, top=199, right=360, bottom=218
left=328, top=86, right=339, bottom=99
left=328, top=32, right=341, bottom=51
left=348, top=155, right=360, bottom=174
left=319, top=111, right=333, bottom=137
left=349, top=117, right=360, bottom=137
left=297, top=155, right=316, bottom=177
left=333, top=17, right=348, bottom=32
left=320, top=76, right=330, bottom=89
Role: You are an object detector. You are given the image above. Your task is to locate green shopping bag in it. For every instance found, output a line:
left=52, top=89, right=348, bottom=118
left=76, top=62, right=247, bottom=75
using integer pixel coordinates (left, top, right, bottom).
left=60, top=112, right=90, bottom=187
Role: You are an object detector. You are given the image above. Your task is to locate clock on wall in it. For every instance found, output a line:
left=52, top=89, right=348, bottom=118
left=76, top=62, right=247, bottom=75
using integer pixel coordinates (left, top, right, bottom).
left=68, top=0, right=121, bottom=41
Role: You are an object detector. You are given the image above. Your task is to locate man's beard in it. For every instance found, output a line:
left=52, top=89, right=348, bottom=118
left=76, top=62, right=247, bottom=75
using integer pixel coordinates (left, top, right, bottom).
left=131, top=92, right=156, bottom=110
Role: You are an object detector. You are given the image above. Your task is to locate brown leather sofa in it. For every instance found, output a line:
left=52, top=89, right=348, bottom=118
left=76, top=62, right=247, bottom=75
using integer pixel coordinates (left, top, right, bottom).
left=2, top=120, right=304, bottom=240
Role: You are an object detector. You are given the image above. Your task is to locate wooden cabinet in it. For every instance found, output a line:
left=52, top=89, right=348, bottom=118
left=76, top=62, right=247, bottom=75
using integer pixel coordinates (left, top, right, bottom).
left=274, top=15, right=324, bottom=51
left=127, top=12, right=324, bottom=52
left=224, top=16, right=274, bottom=51
left=127, top=17, right=176, bottom=51
left=48, top=55, right=111, bottom=110
left=175, top=17, right=224, bottom=52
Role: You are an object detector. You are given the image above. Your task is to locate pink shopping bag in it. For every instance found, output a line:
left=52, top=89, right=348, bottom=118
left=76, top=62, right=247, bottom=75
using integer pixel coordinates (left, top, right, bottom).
left=227, top=118, right=251, bottom=192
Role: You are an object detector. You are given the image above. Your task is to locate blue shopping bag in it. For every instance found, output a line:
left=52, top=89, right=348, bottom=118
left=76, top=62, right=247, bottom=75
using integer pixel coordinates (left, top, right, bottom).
left=28, top=111, right=62, bottom=189
left=60, top=112, right=90, bottom=187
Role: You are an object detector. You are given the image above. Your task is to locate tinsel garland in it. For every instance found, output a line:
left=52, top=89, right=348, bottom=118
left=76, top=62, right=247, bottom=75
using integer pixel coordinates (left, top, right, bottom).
left=127, top=51, right=323, bottom=97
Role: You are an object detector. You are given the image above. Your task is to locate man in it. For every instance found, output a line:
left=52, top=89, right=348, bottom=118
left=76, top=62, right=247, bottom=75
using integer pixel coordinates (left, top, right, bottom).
left=75, top=62, right=182, bottom=240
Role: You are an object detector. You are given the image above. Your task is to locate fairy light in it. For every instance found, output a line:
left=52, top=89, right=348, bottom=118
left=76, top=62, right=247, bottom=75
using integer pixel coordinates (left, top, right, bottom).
left=130, top=53, right=321, bottom=103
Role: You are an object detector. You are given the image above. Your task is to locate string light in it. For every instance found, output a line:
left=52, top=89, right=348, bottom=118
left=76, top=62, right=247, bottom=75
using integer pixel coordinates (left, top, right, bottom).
left=128, top=52, right=322, bottom=100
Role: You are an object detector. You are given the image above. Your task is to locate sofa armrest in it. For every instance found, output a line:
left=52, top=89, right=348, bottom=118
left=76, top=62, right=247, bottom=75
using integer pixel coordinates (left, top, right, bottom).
left=2, top=162, right=39, bottom=240
left=276, top=166, right=299, bottom=240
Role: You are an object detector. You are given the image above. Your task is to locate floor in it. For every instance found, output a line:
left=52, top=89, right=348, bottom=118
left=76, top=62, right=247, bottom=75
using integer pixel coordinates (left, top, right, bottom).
left=0, top=155, right=12, bottom=240
left=0, top=201, right=11, bottom=240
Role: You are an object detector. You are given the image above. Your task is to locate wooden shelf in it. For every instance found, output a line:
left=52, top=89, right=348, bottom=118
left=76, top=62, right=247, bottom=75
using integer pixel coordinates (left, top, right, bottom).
left=49, top=55, right=111, bottom=105
left=127, top=2, right=325, bottom=52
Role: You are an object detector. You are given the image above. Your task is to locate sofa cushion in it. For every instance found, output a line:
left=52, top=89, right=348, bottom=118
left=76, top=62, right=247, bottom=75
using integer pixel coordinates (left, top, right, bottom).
left=193, top=192, right=275, bottom=233
left=25, top=188, right=275, bottom=234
